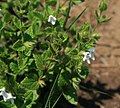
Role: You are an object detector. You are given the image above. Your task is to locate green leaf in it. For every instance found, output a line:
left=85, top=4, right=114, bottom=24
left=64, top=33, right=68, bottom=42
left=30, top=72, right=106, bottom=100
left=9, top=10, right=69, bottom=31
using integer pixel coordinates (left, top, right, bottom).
left=24, top=90, right=38, bottom=101
left=78, top=66, right=89, bottom=79
left=45, top=27, right=53, bottom=34
left=98, top=16, right=111, bottom=23
left=63, top=86, right=78, bottom=105
left=58, top=74, right=67, bottom=88
left=0, top=81, right=5, bottom=88
left=12, top=40, right=25, bottom=51
left=18, top=57, right=28, bottom=71
left=58, top=33, right=68, bottom=42
left=13, top=16, right=21, bottom=29
left=0, top=60, right=8, bottom=73
left=0, top=21, right=5, bottom=30
left=10, top=62, right=18, bottom=73
left=24, top=48, right=32, bottom=57
left=73, top=0, right=85, bottom=5
left=45, top=6, right=54, bottom=15
left=24, top=90, right=39, bottom=108
left=24, top=41, right=35, bottom=48
left=58, top=69, right=71, bottom=88
left=21, top=77, right=39, bottom=90
left=72, top=77, right=81, bottom=89
left=3, top=12, right=11, bottom=23
left=92, top=33, right=101, bottom=40
left=99, top=0, right=108, bottom=12
left=33, top=12, right=43, bottom=20
left=0, top=101, right=17, bottom=108
left=32, top=21, right=42, bottom=36
left=33, top=54, right=43, bottom=72
left=45, top=0, right=57, bottom=6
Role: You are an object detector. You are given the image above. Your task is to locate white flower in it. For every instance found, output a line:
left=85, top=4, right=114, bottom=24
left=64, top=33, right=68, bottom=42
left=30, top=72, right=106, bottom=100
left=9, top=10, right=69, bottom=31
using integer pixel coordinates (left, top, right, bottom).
left=0, top=8, right=3, bottom=17
left=5, top=93, right=16, bottom=104
left=88, top=47, right=95, bottom=61
left=83, top=52, right=91, bottom=64
left=83, top=47, right=95, bottom=64
left=0, top=87, right=16, bottom=104
left=48, top=15, right=56, bottom=25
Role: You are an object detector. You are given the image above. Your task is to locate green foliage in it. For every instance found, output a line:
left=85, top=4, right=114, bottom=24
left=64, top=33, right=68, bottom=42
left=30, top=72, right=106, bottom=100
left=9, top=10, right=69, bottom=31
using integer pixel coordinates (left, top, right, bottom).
left=0, top=0, right=110, bottom=107
left=95, top=0, right=111, bottom=24
left=73, top=0, right=85, bottom=5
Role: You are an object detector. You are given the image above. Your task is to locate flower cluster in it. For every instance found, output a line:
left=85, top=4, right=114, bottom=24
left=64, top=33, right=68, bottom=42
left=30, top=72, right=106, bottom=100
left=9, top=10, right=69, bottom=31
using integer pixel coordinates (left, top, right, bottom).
left=83, top=48, right=95, bottom=64
left=0, top=87, right=16, bottom=104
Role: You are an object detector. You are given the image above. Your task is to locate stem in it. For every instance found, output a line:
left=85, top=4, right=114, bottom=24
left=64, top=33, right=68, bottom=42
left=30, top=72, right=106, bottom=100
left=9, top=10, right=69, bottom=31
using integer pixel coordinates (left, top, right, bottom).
left=67, top=7, right=87, bottom=30
left=60, top=0, right=68, bottom=8
left=63, top=0, right=72, bottom=30
left=44, top=73, right=60, bottom=108
left=56, top=0, right=60, bottom=15
left=51, top=93, right=62, bottom=108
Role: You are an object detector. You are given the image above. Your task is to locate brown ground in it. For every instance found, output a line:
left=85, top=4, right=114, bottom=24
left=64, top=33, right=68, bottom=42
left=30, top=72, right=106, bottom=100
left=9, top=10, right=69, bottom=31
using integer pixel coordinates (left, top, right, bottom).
left=69, top=0, right=120, bottom=108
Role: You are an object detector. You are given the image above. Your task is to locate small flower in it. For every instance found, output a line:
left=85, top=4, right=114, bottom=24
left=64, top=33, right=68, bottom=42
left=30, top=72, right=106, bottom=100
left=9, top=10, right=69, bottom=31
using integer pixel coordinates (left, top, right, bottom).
left=82, top=47, right=95, bottom=64
left=0, top=87, right=16, bottom=104
left=0, top=8, right=3, bottom=17
left=88, top=47, right=95, bottom=61
left=48, top=15, right=56, bottom=25
left=5, top=93, right=16, bottom=104
left=83, top=52, right=91, bottom=64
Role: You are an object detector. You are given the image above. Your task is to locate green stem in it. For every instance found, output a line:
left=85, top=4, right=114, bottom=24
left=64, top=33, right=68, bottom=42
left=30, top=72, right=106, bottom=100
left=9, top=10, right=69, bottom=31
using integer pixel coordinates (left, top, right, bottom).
left=44, top=73, right=60, bottom=108
left=63, top=0, right=72, bottom=30
left=67, top=7, right=87, bottom=30
left=51, top=93, right=62, bottom=108
left=56, top=0, right=60, bottom=15
left=67, top=0, right=94, bottom=30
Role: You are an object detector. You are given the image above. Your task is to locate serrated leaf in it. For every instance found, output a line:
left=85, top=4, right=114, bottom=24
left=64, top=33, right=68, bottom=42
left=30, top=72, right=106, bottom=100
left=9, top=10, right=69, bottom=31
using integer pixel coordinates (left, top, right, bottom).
left=10, top=62, right=18, bottom=73
left=12, top=40, right=25, bottom=51
left=33, top=54, right=43, bottom=72
left=24, top=41, right=35, bottom=48
left=18, top=57, right=28, bottom=70
left=24, top=90, right=38, bottom=101
left=58, top=74, right=67, bottom=88
left=24, top=48, right=32, bottom=57
left=21, top=77, right=39, bottom=90
left=58, top=70, right=71, bottom=88
left=24, top=90, right=39, bottom=108
left=0, top=60, right=8, bottom=73
left=63, top=86, right=78, bottom=105
left=13, top=16, right=21, bottom=29
left=32, top=21, right=41, bottom=36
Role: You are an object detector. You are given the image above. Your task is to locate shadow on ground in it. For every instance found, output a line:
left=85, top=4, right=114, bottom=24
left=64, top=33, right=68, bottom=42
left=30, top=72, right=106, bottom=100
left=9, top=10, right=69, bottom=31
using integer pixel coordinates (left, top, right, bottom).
left=77, top=80, right=120, bottom=108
